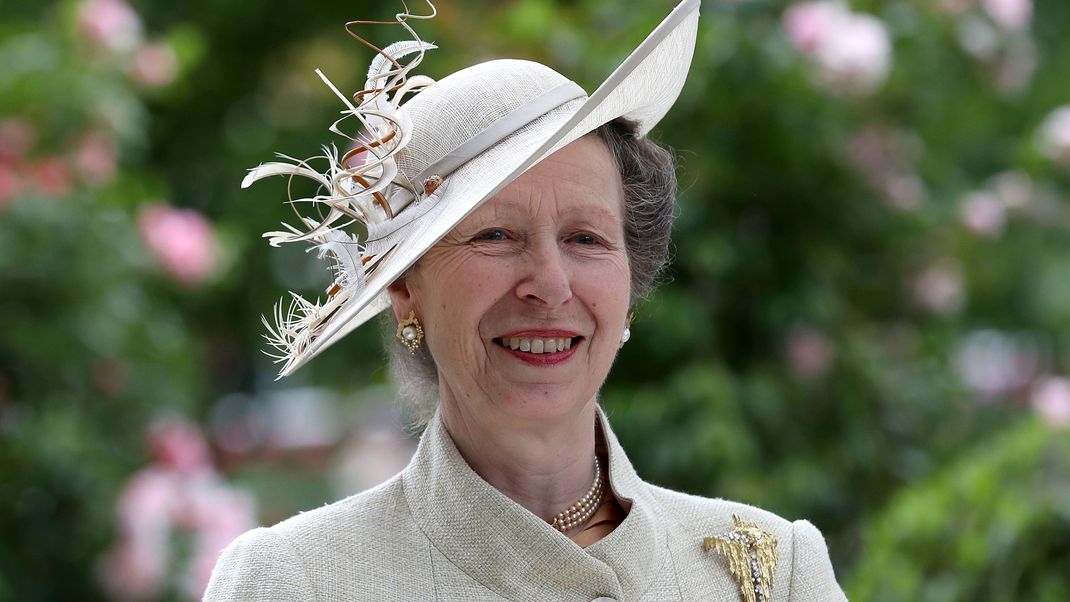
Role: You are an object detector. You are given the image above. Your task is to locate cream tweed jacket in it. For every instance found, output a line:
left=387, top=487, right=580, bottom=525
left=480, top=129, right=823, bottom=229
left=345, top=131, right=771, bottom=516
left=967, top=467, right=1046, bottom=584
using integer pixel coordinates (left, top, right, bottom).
left=204, top=408, right=847, bottom=601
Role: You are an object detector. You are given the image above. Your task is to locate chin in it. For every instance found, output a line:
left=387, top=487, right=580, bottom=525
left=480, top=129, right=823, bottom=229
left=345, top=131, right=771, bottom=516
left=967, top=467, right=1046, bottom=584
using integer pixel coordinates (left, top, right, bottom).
left=493, top=386, right=597, bottom=423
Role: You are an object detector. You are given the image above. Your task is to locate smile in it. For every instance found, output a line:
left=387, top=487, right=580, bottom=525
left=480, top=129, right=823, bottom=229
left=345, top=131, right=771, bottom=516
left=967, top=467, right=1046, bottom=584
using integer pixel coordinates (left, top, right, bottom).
left=495, top=336, right=577, bottom=354
left=492, top=332, right=584, bottom=365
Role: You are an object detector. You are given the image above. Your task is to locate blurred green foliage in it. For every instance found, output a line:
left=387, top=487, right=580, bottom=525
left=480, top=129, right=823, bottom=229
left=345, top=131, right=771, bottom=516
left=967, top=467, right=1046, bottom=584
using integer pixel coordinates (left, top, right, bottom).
left=849, top=418, right=1070, bottom=601
left=1, top=0, right=1069, bottom=600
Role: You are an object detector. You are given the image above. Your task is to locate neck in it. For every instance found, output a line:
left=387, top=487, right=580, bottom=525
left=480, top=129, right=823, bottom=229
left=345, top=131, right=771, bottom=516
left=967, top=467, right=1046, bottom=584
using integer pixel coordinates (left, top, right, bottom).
left=439, top=395, right=599, bottom=525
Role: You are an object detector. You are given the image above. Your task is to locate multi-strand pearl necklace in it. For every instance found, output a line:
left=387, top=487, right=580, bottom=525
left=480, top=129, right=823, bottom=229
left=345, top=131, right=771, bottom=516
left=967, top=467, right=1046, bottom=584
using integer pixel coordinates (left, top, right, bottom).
left=550, top=457, right=605, bottom=532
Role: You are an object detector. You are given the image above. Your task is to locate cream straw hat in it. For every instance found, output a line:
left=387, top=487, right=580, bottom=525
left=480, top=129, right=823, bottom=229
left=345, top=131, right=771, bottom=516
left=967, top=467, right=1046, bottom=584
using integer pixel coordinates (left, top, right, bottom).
left=243, top=0, right=700, bottom=378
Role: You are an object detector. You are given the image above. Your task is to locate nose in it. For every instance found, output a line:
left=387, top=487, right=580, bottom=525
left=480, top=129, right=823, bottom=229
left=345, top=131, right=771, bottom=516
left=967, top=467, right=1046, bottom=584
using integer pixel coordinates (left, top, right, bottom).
left=515, top=238, right=573, bottom=307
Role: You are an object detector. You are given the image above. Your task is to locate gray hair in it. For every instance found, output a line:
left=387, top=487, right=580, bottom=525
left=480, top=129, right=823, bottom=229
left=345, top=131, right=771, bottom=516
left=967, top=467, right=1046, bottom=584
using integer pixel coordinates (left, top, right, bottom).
left=384, top=118, right=678, bottom=426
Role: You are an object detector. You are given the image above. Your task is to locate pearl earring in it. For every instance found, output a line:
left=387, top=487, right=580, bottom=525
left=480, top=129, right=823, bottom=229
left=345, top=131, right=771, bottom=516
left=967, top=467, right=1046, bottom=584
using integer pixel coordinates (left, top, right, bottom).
left=395, top=311, right=424, bottom=354
left=620, top=311, right=634, bottom=347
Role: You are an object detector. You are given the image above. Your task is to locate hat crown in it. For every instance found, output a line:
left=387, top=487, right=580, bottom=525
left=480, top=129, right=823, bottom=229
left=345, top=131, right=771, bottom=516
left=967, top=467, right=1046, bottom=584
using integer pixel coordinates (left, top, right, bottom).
left=397, top=59, right=581, bottom=183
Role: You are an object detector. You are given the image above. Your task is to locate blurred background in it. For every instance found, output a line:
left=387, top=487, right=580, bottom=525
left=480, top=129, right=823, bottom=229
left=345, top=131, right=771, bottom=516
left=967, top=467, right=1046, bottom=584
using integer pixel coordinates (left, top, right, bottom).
left=2, top=0, right=1069, bottom=599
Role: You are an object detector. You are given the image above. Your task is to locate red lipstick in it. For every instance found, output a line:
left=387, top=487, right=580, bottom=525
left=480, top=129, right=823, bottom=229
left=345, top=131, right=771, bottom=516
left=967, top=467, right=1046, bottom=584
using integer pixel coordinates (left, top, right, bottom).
left=497, top=329, right=580, bottom=339
left=493, top=329, right=583, bottom=366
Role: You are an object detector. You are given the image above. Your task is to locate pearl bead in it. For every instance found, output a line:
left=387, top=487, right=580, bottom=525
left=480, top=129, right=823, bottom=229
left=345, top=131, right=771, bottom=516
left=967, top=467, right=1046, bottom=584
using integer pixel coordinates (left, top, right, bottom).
left=402, top=325, right=417, bottom=341
left=550, top=457, right=607, bottom=531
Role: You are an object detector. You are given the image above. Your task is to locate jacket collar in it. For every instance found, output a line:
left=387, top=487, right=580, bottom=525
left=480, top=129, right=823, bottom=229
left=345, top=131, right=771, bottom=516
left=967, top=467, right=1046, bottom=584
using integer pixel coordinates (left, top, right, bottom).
left=401, top=405, right=669, bottom=600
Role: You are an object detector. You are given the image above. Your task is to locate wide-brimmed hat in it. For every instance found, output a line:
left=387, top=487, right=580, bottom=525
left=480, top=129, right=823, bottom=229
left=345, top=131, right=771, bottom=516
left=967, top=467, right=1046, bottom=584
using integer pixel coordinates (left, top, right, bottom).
left=244, top=0, right=700, bottom=378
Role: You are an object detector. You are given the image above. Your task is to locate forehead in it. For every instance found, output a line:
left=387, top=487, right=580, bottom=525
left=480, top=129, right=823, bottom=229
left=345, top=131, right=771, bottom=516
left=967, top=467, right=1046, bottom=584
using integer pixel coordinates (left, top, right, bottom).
left=466, top=134, right=624, bottom=224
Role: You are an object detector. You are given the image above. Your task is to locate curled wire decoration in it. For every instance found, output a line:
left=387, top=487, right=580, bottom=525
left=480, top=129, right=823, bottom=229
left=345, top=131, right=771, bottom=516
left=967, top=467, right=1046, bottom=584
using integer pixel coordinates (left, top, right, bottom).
left=242, top=1, right=439, bottom=373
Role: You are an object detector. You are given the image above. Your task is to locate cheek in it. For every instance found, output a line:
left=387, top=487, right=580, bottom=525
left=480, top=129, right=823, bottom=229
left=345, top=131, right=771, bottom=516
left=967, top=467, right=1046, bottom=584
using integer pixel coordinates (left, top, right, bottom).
left=410, top=256, right=506, bottom=341
left=600, top=256, right=632, bottom=301
left=577, top=257, right=632, bottom=320
left=409, top=250, right=473, bottom=309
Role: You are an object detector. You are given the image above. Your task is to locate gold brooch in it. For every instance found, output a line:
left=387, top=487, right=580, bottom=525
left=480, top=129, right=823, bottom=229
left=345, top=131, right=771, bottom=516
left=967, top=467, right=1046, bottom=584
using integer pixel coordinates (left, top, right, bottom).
left=704, top=514, right=779, bottom=602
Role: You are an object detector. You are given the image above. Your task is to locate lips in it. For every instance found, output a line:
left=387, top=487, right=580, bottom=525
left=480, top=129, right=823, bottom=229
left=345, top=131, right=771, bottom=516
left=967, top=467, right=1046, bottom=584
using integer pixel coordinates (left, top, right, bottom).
left=492, top=330, right=583, bottom=363
left=500, top=336, right=574, bottom=353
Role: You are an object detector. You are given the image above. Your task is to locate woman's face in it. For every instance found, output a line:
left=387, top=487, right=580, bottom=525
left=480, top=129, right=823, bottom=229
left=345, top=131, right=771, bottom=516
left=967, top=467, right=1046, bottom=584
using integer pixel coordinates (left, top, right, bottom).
left=389, top=134, right=630, bottom=424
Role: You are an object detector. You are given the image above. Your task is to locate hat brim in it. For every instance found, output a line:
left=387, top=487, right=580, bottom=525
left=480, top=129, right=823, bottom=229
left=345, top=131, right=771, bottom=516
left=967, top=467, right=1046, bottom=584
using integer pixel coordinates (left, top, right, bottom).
left=279, top=0, right=700, bottom=377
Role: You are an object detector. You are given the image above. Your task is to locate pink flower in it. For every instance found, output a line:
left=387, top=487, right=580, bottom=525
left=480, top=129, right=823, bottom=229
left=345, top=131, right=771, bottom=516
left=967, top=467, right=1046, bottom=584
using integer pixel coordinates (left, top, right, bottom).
left=990, top=170, right=1033, bottom=209
left=954, top=330, right=1041, bottom=399
left=130, top=41, right=178, bottom=88
left=0, top=119, right=35, bottom=163
left=102, top=417, right=258, bottom=601
left=75, top=131, right=119, bottom=186
left=1031, top=376, right=1070, bottom=428
left=30, top=157, right=73, bottom=197
left=138, top=202, right=218, bottom=286
left=880, top=174, right=924, bottom=211
left=182, top=483, right=257, bottom=597
left=814, top=13, right=890, bottom=94
left=148, top=417, right=213, bottom=474
left=783, top=2, right=891, bottom=95
left=99, top=536, right=169, bottom=601
left=1038, top=105, right=1070, bottom=167
left=116, top=469, right=178, bottom=535
left=958, top=190, right=1006, bottom=236
left=783, top=1, right=843, bottom=54
left=785, top=327, right=834, bottom=380
left=0, top=164, right=22, bottom=207
left=102, top=469, right=178, bottom=600
left=103, top=469, right=257, bottom=600
left=914, top=262, right=965, bottom=316
left=982, top=0, right=1032, bottom=32
left=77, top=0, right=143, bottom=53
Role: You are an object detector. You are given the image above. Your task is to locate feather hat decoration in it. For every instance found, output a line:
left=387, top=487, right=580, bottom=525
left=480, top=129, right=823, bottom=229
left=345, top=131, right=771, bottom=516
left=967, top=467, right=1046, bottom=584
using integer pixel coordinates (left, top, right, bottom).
left=243, top=0, right=701, bottom=377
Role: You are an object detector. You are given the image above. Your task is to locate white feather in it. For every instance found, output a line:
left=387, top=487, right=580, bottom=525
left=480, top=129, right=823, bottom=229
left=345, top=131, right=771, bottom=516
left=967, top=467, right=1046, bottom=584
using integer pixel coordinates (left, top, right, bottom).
left=367, top=41, right=437, bottom=86
left=242, top=162, right=331, bottom=189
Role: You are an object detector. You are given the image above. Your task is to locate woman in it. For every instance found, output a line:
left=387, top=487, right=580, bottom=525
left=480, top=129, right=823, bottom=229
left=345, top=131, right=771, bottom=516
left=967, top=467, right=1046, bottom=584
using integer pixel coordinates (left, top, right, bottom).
left=206, top=1, right=846, bottom=600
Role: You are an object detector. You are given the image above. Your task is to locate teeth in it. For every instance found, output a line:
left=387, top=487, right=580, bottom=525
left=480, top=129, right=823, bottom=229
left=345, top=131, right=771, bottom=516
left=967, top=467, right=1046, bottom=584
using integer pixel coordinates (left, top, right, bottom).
left=502, top=337, right=575, bottom=354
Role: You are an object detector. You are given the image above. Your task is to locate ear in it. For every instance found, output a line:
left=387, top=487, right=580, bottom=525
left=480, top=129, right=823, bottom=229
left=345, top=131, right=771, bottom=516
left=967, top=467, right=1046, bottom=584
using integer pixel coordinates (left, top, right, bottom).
left=386, top=276, right=416, bottom=323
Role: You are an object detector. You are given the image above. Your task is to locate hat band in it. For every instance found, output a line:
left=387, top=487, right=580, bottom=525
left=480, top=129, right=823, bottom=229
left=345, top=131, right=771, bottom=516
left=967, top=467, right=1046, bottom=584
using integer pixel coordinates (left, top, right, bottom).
left=415, top=80, right=587, bottom=184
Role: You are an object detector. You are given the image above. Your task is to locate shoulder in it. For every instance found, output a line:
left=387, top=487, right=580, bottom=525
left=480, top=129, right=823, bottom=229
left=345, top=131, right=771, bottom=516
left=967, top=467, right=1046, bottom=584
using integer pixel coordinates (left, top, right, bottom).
left=269, top=473, right=413, bottom=549
left=205, top=475, right=428, bottom=601
left=780, top=518, right=847, bottom=601
left=644, top=485, right=847, bottom=601
left=647, top=484, right=794, bottom=536
left=203, top=525, right=316, bottom=601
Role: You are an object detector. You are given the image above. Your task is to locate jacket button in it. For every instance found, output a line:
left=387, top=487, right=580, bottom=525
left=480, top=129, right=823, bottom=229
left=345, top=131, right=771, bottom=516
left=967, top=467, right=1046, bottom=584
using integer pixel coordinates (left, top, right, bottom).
left=592, top=598, right=617, bottom=602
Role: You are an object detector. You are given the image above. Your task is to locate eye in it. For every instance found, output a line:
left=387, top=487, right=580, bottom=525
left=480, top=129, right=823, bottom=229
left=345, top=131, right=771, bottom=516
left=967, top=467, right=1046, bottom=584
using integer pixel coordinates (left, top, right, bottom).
left=475, top=229, right=508, bottom=241
left=568, top=232, right=602, bottom=245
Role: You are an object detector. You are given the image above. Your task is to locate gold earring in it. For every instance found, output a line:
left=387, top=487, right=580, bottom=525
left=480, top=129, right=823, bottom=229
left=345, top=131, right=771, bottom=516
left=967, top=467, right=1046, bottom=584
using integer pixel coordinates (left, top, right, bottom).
left=620, top=311, right=634, bottom=348
left=396, top=311, right=424, bottom=354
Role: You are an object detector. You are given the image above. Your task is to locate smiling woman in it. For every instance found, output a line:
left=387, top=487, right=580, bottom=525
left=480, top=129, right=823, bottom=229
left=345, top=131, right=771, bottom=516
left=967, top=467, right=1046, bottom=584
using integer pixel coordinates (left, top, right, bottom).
left=390, top=133, right=632, bottom=427
left=205, top=1, right=847, bottom=600
left=388, top=118, right=678, bottom=427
